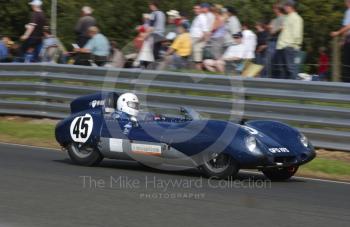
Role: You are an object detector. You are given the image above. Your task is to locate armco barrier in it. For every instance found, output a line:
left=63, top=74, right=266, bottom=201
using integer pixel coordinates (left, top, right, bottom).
left=0, top=63, right=350, bottom=151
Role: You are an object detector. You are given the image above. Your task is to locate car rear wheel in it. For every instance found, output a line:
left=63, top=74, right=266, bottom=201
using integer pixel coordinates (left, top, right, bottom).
left=67, top=143, right=103, bottom=166
left=199, top=153, right=239, bottom=179
left=262, top=166, right=299, bottom=181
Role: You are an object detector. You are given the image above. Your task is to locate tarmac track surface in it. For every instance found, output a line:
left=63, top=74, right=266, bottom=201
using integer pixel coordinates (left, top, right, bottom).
left=0, top=143, right=349, bottom=227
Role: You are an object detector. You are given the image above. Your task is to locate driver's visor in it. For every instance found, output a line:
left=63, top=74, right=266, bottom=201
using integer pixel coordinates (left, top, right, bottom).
left=127, top=101, right=139, bottom=110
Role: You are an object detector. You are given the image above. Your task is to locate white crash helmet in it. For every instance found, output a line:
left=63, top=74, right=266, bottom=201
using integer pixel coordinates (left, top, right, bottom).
left=117, top=93, right=140, bottom=117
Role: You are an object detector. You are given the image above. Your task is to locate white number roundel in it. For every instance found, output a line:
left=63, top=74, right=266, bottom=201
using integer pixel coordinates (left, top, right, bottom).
left=70, top=114, right=94, bottom=143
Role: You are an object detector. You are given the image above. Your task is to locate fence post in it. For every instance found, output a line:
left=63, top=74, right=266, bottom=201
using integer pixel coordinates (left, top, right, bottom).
left=51, top=0, right=57, bottom=36
left=332, top=37, right=341, bottom=82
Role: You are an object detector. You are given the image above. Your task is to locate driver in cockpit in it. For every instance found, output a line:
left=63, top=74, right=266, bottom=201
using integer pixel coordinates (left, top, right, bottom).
left=115, top=93, right=140, bottom=121
left=112, top=93, right=140, bottom=134
left=113, top=93, right=168, bottom=135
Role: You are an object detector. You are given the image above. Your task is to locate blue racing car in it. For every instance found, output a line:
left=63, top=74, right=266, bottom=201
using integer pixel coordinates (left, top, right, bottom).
left=55, top=92, right=316, bottom=181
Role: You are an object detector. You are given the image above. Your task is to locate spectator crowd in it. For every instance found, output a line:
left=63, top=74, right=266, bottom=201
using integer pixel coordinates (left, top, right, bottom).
left=1, top=0, right=350, bottom=82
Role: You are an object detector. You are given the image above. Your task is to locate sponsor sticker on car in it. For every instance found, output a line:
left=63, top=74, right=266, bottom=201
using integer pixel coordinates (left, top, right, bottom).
left=131, top=143, right=162, bottom=156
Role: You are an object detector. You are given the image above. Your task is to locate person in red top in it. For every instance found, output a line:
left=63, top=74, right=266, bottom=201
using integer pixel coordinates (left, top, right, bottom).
left=134, top=14, right=150, bottom=51
left=318, top=47, right=330, bottom=80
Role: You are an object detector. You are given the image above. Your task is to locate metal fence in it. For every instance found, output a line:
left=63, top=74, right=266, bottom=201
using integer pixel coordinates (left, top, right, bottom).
left=0, top=63, right=350, bottom=151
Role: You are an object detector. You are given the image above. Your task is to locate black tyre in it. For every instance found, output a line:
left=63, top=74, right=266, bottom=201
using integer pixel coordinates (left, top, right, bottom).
left=262, top=166, right=299, bottom=181
left=67, top=143, right=103, bottom=166
left=199, top=153, right=239, bottom=179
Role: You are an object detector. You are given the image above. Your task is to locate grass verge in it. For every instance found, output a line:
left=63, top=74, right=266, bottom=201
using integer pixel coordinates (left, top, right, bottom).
left=0, top=116, right=349, bottom=181
left=298, top=158, right=350, bottom=181
left=0, top=117, right=58, bottom=149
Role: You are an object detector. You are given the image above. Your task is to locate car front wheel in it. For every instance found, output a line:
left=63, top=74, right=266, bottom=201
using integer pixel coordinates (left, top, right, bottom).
left=67, top=143, right=103, bottom=166
left=262, top=166, right=299, bottom=181
left=199, top=153, right=239, bottom=179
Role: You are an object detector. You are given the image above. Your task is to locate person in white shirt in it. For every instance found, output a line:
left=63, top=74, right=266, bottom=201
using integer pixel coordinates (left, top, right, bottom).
left=203, top=32, right=244, bottom=73
left=190, top=4, right=210, bottom=70
left=201, top=3, right=215, bottom=31
left=241, top=23, right=257, bottom=61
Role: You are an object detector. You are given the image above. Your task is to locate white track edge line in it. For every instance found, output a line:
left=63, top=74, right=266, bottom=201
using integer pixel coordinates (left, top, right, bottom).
left=241, top=170, right=350, bottom=185
left=0, top=142, right=61, bottom=152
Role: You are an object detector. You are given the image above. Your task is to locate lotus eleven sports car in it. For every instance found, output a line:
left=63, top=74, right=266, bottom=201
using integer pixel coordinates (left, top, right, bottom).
left=55, top=92, right=316, bottom=181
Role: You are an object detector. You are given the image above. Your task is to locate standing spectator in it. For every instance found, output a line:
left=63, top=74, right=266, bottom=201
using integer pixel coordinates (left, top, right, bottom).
left=241, top=23, right=257, bottom=62
left=209, top=4, right=227, bottom=60
left=20, top=0, right=46, bottom=62
left=179, top=12, right=191, bottom=28
left=75, top=26, right=110, bottom=67
left=201, top=3, right=215, bottom=31
left=255, top=21, right=269, bottom=77
left=134, top=14, right=151, bottom=51
left=224, top=6, right=241, bottom=47
left=318, top=47, right=330, bottom=80
left=148, top=1, right=166, bottom=61
left=74, top=6, right=96, bottom=48
left=190, top=4, right=210, bottom=70
left=267, top=3, right=285, bottom=78
left=166, top=10, right=181, bottom=35
left=0, top=37, right=9, bottom=62
left=164, top=23, right=192, bottom=70
left=164, top=10, right=180, bottom=49
left=135, top=13, right=154, bottom=69
left=276, top=0, right=304, bottom=79
left=331, top=0, right=350, bottom=82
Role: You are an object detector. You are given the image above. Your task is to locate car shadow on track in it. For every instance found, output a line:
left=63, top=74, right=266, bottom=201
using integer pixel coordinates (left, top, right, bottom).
left=54, top=158, right=305, bottom=183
